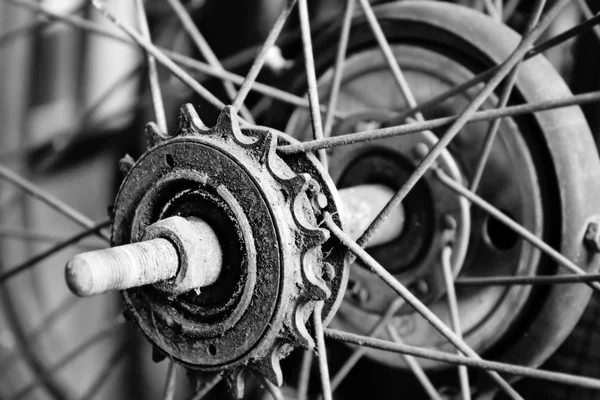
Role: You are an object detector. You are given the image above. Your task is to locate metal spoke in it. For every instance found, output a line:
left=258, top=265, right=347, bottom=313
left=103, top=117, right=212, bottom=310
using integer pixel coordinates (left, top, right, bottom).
left=135, top=0, right=167, bottom=134
left=186, top=374, right=222, bottom=400
left=384, top=9, right=600, bottom=126
left=298, top=0, right=328, bottom=168
left=386, top=326, right=443, bottom=400
left=470, top=0, right=546, bottom=192
left=9, top=315, right=126, bottom=400
left=577, top=0, right=600, bottom=42
left=326, top=328, right=600, bottom=390
left=251, top=371, right=284, bottom=400
left=0, top=164, right=109, bottom=242
left=313, top=301, right=332, bottom=400
left=8, top=0, right=341, bottom=119
left=483, top=0, right=502, bottom=20
left=0, top=220, right=110, bottom=285
left=357, top=0, right=424, bottom=121
left=456, top=273, right=600, bottom=286
left=0, top=4, right=85, bottom=48
left=323, top=213, right=522, bottom=399
left=89, top=0, right=248, bottom=124
left=441, top=247, right=470, bottom=400
left=163, top=361, right=178, bottom=400
left=80, top=339, right=132, bottom=400
left=331, top=298, right=404, bottom=391
left=533, top=10, right=600, bottom=55
left=277, top=90, right=600, bottom=153
left=435, top=169, right=600, bottom=292
left=232, top=0, right=297, bottom=110
left=0, top=227, right=102, bottom=250
left=297, top=350, right=313, bottom=400
left=165, top=0, right=255, bottom=124
left=174, top=52, right=347, bottom=118
left=0, top=296, right=79, bottom=372
left=495, top=0, right=503, bottom=17
left=323, top=0, right=355, bottom=138
left=352, top=0, right=572, bottom=252
left=503, top=0, right=523, bottom=22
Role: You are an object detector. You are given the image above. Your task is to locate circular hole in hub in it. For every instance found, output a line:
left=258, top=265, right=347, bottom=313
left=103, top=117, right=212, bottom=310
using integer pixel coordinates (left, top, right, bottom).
left=484, top=210, right=519, bottom=251
left=208, top=344, right=217, bottom=356
left=165, top=154, right=175, bottom=168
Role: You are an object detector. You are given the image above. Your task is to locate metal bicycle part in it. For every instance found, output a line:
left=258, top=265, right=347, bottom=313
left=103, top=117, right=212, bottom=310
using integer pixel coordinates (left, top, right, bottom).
left=1, top=1, right=600, bottom=400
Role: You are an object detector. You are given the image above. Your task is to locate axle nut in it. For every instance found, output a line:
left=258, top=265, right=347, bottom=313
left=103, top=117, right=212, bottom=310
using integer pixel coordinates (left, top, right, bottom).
left=143, top=216, right=222, bottom=295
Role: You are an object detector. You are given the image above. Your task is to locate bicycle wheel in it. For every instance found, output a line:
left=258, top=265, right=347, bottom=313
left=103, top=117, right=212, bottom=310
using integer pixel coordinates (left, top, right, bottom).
left=2, top=0, right=600, bottom=399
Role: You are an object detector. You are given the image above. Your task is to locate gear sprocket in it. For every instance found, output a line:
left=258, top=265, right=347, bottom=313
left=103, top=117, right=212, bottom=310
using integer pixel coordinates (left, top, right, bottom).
left=112, top=104, right=348, bottom=395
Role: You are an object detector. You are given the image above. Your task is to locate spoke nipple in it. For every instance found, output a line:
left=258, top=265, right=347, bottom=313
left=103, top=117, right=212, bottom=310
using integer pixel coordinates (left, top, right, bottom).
left=584, top=220, right=600, bottom=253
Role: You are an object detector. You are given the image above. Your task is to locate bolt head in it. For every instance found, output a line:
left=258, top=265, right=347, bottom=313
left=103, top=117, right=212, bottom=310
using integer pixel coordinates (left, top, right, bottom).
left=585, top=221, right=600, bottom=253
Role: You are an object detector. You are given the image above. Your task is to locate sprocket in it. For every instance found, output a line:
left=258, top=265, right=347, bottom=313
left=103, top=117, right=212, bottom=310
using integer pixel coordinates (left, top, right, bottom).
left=112, top=104, right=348, bottom=396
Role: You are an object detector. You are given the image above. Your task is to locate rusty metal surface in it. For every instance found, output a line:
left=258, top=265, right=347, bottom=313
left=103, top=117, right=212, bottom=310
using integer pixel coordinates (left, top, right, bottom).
left=110, top=104, right=347, bottom=392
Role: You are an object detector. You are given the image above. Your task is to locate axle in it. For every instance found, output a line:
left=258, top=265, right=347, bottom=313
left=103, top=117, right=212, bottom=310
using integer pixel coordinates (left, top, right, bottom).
left=66, top=184, right=405, bottom=297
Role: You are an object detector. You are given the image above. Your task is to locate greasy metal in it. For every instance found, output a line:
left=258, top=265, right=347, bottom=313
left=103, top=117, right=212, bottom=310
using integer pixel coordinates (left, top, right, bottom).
left=66, top=237, right=178, bottom=297
left=142, top=216, right=222, bottom=295
left=338, top=184, right=405, bottom=247
left=65, top=216, right=222, bottom=297
left=109, top=104, right=347, bottom=392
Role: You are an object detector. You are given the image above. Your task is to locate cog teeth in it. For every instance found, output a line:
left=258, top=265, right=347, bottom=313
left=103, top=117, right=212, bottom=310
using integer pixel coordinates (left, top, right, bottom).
left=301, top=251, right=331, bottom=301
left=177, top=103, right=208, bottom=135
left=286, top=174, right=330, bottom=245
left=249, top=128, right=277, bottom=166
left=250, top=342, right=294, bottom=387
left=145, top=122, right=168, bottom=147
left=224, top=369, right=246, bottom=399
left=214, top=106, right=255, bottom=145
left=118, top=154, right=135, bottom=176
left=287, top=303, right=316, bottom=349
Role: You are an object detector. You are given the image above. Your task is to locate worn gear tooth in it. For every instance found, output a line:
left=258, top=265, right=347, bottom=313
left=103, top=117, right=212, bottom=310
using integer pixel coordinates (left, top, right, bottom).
left=214, top=106, right=255, bottom=146
left=301, top=249, right=331, bottom=301
left=178, top=103, right=208, bottom=135
left=118, top=154, right=135, bottom=176
left=286, top=175, right=330, bottom=245
left=287, top=302, right=316, bottom=349
left=145, top=122, right=168, bottom=147
left=249, top=128, right=277, bottom=166
left=280, top=172, right=309, bottom=196
left=224, top=369, right=246, bottom=399
left=250, top=342, right=294, bottom=387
